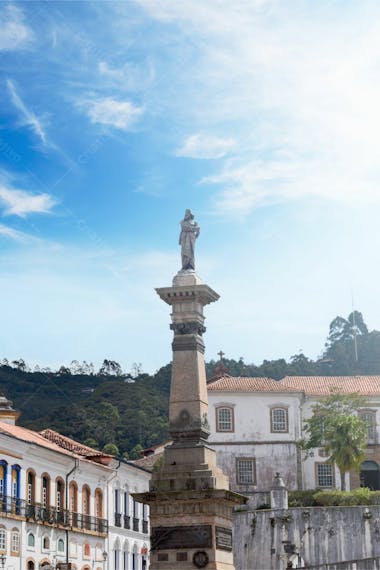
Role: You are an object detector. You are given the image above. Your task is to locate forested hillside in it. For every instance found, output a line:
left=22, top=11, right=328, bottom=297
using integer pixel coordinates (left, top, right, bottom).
left=1, top=311, right=380, bottom=457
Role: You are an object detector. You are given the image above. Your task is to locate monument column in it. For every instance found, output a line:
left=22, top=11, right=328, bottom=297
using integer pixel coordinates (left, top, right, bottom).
left=134, top=210, right=246, bottom=570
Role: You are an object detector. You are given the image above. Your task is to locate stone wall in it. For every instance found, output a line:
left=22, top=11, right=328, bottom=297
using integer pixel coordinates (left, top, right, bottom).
left=233, top=506, right=380, bottom=570
left=299, top=558, right=380, bottom=570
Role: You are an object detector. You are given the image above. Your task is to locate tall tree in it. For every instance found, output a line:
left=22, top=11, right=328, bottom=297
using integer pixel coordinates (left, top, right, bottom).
left=303, top=392, right=368, bottom=490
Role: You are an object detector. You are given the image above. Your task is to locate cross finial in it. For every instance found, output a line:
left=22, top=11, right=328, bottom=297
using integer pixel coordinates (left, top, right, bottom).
left=217, top=350, right=225, bottom=362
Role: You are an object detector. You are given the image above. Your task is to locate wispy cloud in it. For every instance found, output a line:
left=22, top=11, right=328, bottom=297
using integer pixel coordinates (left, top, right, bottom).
left=0, top=223, right=39, bottom=243
left=6, top=79, right=47, bottom=146
left=176, top=133, right=236, bottom=159
left=83, top=97, right=144, bottom=130
left=135, top=1, right=380, bottom=215
left=0, top=185, right=57, bottom=217
left=0, top=4, right=33, bottom=52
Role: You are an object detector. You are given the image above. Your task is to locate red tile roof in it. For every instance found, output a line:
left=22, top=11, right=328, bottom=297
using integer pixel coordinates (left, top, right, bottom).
left=40, top=429, right=113, bottom=463
left=207, top=376, right=295, bottom=392
left=281, top=376, right=380, bottom=396
left=0, top=422, right=112, bottom=465
left=207, top=376, right=380, bottom=396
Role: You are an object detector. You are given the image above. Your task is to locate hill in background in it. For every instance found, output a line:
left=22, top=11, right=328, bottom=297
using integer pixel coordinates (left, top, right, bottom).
left=1, top=311, right=380, bottom=458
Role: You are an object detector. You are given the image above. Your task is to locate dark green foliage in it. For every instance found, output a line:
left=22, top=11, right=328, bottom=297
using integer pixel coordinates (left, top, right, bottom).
left=2, top=310, right=380, bottom=454
left=288, top=490, right=318, bottom=507
left=313, top=488, right=372, bottom=506
left=289, top=488, right=380, bottom=507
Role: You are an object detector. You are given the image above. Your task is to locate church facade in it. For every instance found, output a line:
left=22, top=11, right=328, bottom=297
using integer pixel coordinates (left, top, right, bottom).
left=207, top=375, right=380, bottom=495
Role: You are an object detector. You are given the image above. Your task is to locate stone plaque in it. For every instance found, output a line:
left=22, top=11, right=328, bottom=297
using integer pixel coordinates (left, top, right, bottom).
left=151, top=525, right=212, bottom=550
left=216, top=526, right=232, bottom=551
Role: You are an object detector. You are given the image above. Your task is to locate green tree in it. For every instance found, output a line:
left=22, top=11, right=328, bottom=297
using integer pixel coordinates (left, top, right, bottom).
left=303, top=392, right=368, bottom=490
left=102, top=443, right=119, bottom=455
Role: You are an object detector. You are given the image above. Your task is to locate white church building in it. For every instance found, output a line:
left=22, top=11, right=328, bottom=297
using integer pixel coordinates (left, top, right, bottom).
left=207, top=375, right=380, bottom=495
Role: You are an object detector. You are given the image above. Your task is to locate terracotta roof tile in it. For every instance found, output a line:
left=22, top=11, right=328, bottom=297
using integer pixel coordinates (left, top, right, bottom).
left=281, top=376, right=380, bottom=396
left=207, top=376, right=294, bottom=392
left=207, top=375, right=380, bottom=396
left=132, top=451, right=164, bottom=472
left=0, top=422, right=112, bottom=465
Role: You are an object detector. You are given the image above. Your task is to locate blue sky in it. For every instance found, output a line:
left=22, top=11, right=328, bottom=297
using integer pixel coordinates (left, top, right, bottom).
left=1, top=0, right=380, bottom=374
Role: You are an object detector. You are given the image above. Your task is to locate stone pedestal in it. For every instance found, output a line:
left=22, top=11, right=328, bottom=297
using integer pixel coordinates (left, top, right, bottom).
left=134, top=270, right=246, bottom=570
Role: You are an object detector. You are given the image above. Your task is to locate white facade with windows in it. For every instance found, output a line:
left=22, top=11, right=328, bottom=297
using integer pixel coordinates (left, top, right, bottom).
left=207, top=375, right=380, bottom=494
left=0, top=396, right=150, bottom=570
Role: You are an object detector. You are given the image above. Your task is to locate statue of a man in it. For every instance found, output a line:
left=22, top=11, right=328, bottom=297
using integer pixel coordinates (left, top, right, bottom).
left=179, top=209, right=200, bottom=270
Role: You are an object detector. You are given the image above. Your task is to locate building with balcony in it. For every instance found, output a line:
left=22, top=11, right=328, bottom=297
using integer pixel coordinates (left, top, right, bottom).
left=0, top=395, right=150, bottom=570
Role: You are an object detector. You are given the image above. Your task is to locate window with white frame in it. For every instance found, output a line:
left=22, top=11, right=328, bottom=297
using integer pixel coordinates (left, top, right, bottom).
left=11, top=529, right=19, bottom=553
left=27, top=533, right=35, bottom=548
left=114, top=549, right=120, bottom=570
left=57, top=538, right=65, bottom=553
left=316, top=463, right=334, bottom=488
left=359, top=411, right=376, bottom=443
left=0, top=528, right=6, bottom=551
left=216, top=407, right=234, bottom=432
left=271, top=407, right=288, bottom=433
left=42, top=536, right=50, bottom=550
left=236, top=458, right=256, bottom=485
left=0, top=462, right=7, bottom=496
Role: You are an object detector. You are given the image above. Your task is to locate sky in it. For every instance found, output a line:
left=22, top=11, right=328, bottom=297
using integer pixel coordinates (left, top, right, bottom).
left=1, top=0, right=380, bottom=374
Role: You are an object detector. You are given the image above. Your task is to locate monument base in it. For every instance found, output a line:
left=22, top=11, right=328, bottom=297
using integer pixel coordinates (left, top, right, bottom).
left=134, top=487, right=245, bottom=570
left=134, top=442, right=246, bottom=570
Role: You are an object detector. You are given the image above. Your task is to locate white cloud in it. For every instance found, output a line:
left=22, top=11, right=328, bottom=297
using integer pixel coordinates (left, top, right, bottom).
left=6, top=79, right=47, bottom=145
left=0, top=5, right=33, bottom=51
left=84, top=97, right=144, bottom=130
left=134, top=1, right=380, bottom=215
left=0, top=223, right=37, bottom=243
left=176, top=134, right=236, bottom=159
left=0, top=185, right=57, bottom=217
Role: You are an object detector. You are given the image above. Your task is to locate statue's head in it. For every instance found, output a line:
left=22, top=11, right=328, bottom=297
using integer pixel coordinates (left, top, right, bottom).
left=184, top=209, right=194, bottom=220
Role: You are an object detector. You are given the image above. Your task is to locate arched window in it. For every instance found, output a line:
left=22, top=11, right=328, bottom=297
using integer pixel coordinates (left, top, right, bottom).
left=123, top=540, right=130, bottom=570
left=57, top=538, right=65, bottom=553
left=42, top=536, right=50, bottom=550
left=95, top=488, right=103, bottom=518
left=70, top=539, right=78, bottom=557
left=41, top=474, right=50, bottom=508
left=82, top=485, right=90, bottom=515
left=11, top=528, right=19, bottom=553
left=27, top=560, right=35, bottom=570
left=83, top=542, right=91, bottom=558
left=27, top=532, right=35, bottom=547
left=0, top=460, right=8, bottom=496
left=69, top=481, right=78, bottom=527
left=216, top=406, right=234, bottom=432
left=11, top=464, right=20, bottom=498
left=132, top=542, right=139, bottom=570
left=26, top=469, right=36, bottom=504
left=0, top=526, right=6, bottom=551
left=56, top=478, right=64, bottom=511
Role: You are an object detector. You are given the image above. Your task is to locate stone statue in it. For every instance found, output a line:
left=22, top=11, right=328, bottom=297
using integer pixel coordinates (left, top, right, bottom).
left=179, top=209, right=200, bottom=270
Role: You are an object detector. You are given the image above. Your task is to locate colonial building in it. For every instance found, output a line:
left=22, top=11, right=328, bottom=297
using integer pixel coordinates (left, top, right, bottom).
left=0, top=395, right=150, bottom=570
left=207, top=375, right=380, bottom=495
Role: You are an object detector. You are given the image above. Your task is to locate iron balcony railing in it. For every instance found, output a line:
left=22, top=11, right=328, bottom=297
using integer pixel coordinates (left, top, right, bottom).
left=114, top=512, right=122, bottom=527
left=124, top=514, right=130, bottom=529
left=142, top=520, right=148, bottom=534
left=0, top=495, right=108, bottom=533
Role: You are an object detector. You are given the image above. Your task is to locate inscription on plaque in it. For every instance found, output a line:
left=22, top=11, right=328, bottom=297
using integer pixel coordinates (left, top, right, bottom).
left=216, top=526, right=233, bottom=551
left=151, top=525, right=212, bottom=550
